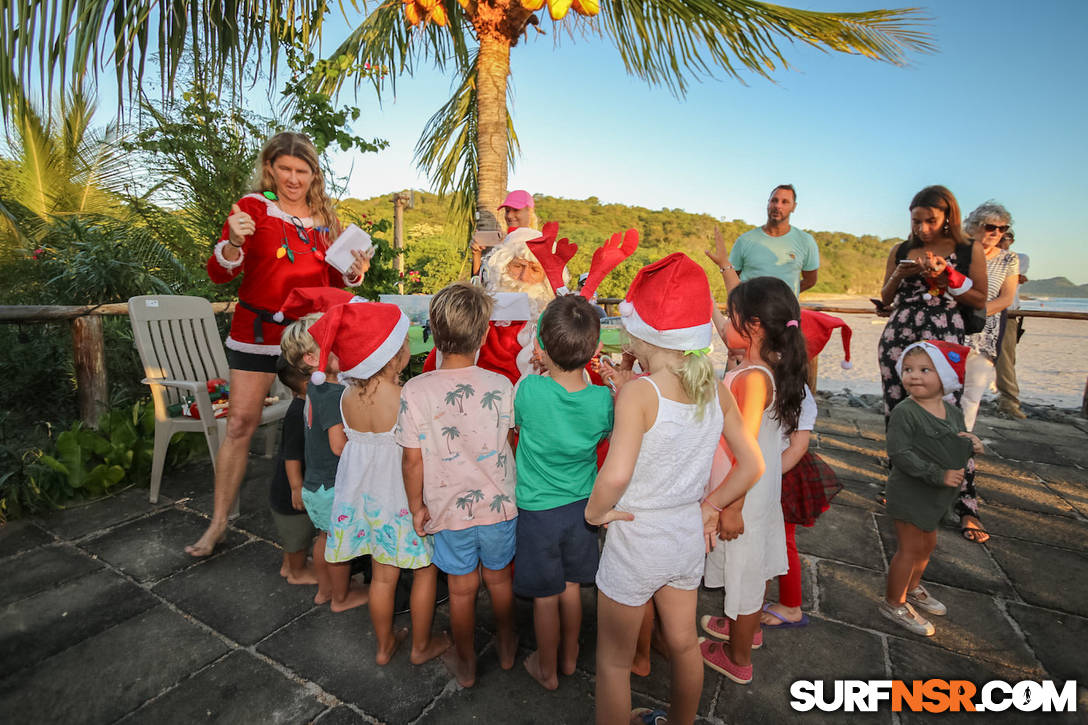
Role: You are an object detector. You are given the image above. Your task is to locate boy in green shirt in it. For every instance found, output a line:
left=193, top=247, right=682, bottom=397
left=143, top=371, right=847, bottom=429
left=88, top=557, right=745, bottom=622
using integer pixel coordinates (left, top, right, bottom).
left=513, top=294, right=614, bottom=690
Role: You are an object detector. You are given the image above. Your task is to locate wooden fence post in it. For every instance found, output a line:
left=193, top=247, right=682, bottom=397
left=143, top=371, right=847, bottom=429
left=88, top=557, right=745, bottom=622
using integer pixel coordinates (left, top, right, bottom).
left=71, top=315, right=108, bottom=427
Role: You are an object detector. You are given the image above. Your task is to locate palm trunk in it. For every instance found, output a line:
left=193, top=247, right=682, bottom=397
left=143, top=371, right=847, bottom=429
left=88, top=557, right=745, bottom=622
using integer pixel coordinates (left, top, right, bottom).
left=474, top=32, right=511, bottom=233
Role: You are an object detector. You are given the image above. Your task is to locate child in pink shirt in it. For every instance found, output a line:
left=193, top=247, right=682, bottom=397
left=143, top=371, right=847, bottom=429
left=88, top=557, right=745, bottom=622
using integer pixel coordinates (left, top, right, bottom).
left=396, top=282, right=518, bottom=688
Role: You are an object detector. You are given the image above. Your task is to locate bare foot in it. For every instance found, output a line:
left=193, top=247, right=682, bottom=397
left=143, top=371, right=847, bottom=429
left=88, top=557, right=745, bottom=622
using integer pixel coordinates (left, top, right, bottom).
left=442, top=649, right=476, bottom=688
left=314, top=590, right=331, bottom=605
left=285, top=565, right=319, bottom=586
left=960, top=515, right=990, bottom=544
left=760, top=602, right=803, bottom=626
left=559, top=642, right=579, bottom=676
left=496, top=630, right=518, bottom=670
left=376, top=627, right=409, bottom=666
left=185, top=523, right=225, bottom=558
left=330, top=583, right=370, bottom=612
left=631, top=654, right=651, bottom=677
left=280, top=563, right=289, bottom=578
left=411, top=631, right=452, bottom=665
left=523, top=650, right=558, bottom=691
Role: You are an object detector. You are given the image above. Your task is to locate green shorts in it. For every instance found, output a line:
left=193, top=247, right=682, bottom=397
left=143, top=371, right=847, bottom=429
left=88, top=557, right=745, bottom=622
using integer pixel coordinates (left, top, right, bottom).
left=269, top=507, right=315, bottom=553
left=301, top=485, right=335, bottom=533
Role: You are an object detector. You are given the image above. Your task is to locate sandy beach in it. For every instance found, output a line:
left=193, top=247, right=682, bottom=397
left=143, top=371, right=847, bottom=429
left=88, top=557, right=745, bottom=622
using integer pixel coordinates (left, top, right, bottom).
left=709, top=295, right=1088, bottom=410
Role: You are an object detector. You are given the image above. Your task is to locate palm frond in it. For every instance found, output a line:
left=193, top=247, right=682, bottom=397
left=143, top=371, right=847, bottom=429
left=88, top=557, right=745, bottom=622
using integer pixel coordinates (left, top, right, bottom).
left=413, top=52, right=520, bottom=243
left=599, top=0, right=933, bottom=95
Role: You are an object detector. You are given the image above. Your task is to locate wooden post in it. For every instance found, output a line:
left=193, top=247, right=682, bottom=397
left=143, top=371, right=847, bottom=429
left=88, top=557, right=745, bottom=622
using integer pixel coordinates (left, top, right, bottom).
left=71, top=315, right=108, bottom=427
left=392, top=191, right=411, bottom=294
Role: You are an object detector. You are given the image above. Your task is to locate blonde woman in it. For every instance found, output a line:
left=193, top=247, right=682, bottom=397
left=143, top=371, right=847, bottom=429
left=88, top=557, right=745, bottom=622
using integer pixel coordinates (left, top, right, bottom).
left=187, top=132, right=370, bottom=557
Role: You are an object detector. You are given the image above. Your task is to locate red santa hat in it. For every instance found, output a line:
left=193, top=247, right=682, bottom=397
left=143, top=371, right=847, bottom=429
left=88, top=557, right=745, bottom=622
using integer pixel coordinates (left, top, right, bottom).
left=307, top=302, right=409, bottom=385
left=272, top=287, right=364, bottom=323
left=800, top=309, right=854, bottom=370
left=895, top=340, right=969, bottom=396
left=618, top=253, right=712, bottom=351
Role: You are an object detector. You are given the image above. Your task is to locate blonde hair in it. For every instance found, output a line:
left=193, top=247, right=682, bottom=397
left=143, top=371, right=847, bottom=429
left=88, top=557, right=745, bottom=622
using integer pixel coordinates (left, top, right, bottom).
left=254, top=132, right=341, bottom=239
left=280, top=314, right=321, bottom=373
left=628, top=334, right=716, bottom=419
left=430, top=282, right=493, bottom=356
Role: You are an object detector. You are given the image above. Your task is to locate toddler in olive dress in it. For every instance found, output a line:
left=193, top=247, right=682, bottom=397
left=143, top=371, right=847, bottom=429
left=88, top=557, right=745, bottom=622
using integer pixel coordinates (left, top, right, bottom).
left=881, top=341, right=983, bottom=637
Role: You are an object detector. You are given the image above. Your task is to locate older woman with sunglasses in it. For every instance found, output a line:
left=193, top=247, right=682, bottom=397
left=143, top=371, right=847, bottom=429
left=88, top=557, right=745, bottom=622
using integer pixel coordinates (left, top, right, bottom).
left=186, top=132, right=370, bottom=557
left=955, top=200, right=1019, bottom=544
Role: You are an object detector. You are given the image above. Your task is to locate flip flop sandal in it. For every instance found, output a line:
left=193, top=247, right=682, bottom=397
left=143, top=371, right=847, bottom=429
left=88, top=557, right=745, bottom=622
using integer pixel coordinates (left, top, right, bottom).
left=631, top=707, right=668, bottom=725
left=960, top=525, right=990, bottom=543
left=761, top=602, right=809, bottom=628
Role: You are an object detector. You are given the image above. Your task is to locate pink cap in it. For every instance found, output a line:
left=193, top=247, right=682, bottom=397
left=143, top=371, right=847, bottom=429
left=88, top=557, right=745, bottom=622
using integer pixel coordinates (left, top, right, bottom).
left=498, top=190, right=534, bottom=210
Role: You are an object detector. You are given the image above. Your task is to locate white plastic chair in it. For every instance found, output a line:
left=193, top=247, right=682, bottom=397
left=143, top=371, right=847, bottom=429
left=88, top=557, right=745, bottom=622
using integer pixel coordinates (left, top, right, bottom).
left=128, top=295, right=290, bottom=503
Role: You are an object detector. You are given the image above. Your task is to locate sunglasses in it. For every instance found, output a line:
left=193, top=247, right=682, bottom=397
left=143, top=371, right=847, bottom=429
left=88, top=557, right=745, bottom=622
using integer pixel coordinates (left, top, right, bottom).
left=983, top=223, right=1010, bottom=233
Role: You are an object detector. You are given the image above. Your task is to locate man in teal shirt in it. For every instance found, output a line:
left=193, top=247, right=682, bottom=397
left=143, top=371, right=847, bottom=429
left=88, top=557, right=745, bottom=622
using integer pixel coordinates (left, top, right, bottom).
left=726, top=184, right=820, bottom=296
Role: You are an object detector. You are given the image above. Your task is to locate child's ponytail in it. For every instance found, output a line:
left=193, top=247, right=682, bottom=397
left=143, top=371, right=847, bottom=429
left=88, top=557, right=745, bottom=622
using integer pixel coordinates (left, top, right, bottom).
left=727, top=277, right=809, bottom=433
left=675, top=352, right=716, bottom=420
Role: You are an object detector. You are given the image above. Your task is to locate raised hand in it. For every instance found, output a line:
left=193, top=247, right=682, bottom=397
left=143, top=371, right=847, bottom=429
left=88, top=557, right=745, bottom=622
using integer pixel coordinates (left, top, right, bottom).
left=526, top=221, right=578, bottom=293
left=581, top=228, right=639, bottom=299
left=705, top=226, right=729, bottom=268
left=227, top=203, right=255, bottom=245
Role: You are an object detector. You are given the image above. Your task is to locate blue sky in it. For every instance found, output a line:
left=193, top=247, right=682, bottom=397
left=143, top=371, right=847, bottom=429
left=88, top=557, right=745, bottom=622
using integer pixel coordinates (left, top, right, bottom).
left=311, top=0, right=1087, bottom=283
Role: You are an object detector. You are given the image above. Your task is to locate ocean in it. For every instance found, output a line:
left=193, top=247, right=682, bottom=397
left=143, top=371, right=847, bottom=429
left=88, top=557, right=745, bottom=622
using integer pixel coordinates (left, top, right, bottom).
left=1020, top=297, right=1088, bottom=313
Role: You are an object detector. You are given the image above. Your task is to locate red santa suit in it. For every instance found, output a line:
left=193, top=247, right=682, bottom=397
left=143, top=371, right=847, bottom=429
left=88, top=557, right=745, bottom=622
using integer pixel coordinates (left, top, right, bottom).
left=206, top=193, right=359, bottom=356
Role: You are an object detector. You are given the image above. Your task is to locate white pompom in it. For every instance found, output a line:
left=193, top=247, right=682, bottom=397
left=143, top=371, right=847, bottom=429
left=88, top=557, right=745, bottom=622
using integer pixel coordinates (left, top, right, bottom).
left=618, top=300, right=634, bottom=317
left=310, top=370, right=326, bottom=385
left=272, top=311, right=285, bottom=323
left=922, top=293, right=932, bottom=301
left=841, top=360, right=853, bottom=370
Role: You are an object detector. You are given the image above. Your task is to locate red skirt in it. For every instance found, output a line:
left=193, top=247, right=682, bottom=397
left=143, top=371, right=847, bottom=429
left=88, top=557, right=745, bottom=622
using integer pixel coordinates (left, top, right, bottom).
left=781, top=451, right=842, bottom=527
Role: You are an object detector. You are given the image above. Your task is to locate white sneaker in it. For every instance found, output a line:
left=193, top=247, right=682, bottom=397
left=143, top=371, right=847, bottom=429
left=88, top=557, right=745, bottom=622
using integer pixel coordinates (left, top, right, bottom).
left=907, top=585, right=947, bottom=616
left=880, top=601, right=935, bottom=636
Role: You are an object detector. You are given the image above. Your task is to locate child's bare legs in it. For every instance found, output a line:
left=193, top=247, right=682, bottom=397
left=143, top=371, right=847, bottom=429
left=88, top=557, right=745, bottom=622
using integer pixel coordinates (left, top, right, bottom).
left=594, top=591, right=644, bottom=725
left=482, top=563, right=517, bottom=669
left=369, top=561, right=405, bottom=665
left=525, top=581, right=581, bottom=690
left=283, top=549, right=318, bottom=586
left=409, top=565, right=451, bottom=664
left=632, top=602, right=653, bottom=677
left=445, top=569, right=481, bottom=687
left=313, top=532, right=332, bottom=604
left=722, top=612, right=761, bottom=667
left=653, top=586, right=703, bottom=725
left=886, top=520, right=937, bottom=605
left=329, top=559, right=369, bottom=612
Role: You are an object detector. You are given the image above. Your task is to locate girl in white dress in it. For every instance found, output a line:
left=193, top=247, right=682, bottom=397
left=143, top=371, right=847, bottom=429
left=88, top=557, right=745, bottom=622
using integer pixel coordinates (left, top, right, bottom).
left=701, top=276, right=810, bottom=685
left=586, top=253, right=762, bottom=725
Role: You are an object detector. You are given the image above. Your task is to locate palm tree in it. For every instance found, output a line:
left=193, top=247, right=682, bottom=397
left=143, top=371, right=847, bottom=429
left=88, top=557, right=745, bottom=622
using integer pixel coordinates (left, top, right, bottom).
left=5, top=2, right=932, bottom=234
left=441, top=425, right=461, bottom=453
left=444, top=388, right=464, bottom=413
left=490, top=492, right=511, bottom=519
left=480, top=389, right=503, bottom=427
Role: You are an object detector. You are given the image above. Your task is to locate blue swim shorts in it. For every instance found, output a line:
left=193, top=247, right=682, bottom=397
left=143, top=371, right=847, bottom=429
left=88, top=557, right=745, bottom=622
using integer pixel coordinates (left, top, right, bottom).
left=432, top=518, right=517, bottom=576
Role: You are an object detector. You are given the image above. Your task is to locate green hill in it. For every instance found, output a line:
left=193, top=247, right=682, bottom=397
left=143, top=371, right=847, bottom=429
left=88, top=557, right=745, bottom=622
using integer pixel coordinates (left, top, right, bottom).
left=339, top=192, right=900, bottom=299
left=1020, top=277, right=1088, bottom=298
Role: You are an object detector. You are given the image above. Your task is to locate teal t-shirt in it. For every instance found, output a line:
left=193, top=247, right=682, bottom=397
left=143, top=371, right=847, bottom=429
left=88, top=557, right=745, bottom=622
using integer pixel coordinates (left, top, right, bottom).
left=303, top=381, right=344, bottom=491
left=514, top=375, right=614, bottom=510
left=730, top=226, right=820, bottom=296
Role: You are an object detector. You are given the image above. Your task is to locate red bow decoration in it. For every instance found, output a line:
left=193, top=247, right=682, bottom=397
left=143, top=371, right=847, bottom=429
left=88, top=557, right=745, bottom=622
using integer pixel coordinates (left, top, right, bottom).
left=580, top=228, right=639, bottom=300
left=526, top=221, right=578, bottom=294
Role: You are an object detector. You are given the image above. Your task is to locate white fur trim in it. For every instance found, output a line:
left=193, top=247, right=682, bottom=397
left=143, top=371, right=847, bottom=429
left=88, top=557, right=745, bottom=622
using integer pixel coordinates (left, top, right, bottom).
left=243, top=193, right=314, bottom=227
left=618, top=300, right=635, bottom=317
left=214, top=240, right=244, bottom=270
left=621, top=304, right=712, bottom=351
left=342, top=272, right=363, bottom=287
left=515, top=321, right=535, bottom=380
left=841, top=360, right=853, bottom=370
left=895, top=341, right=961, bottom=395
left=504, top=227, right=543, bottom=246
left=225, top=336, right=281, bottom=355
left=339, top=312, right=409, bottom=381
left=272, top=311, right=285, bottom=323
left=491, top=292, right=532, bottom=321
left=349, top=295, right=366, bottom=303
left=948, top=277, right=973, bottom=296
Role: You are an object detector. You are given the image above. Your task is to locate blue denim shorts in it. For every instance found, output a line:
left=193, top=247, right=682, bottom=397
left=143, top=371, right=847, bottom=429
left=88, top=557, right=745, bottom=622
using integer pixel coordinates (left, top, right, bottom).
left=432, top=519, right=517, bottom=575
left=301, top=485, right=335, bottom=533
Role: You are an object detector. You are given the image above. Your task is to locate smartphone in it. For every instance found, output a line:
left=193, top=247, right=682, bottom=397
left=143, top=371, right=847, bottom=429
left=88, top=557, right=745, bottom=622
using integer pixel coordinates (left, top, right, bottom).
left=472, top=230, right=504, bottom=248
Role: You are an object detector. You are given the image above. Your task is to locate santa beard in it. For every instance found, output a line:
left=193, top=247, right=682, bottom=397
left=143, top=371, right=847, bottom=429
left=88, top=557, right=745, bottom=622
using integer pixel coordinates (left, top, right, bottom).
left=489, top=269, right=555, bottom=318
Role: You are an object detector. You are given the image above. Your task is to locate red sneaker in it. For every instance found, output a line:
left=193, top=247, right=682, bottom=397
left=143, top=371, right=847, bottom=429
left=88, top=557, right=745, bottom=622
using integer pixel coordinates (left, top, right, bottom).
left=699, top=615, right=763, bottom=649
left=699, top=637, right=753, bottom=685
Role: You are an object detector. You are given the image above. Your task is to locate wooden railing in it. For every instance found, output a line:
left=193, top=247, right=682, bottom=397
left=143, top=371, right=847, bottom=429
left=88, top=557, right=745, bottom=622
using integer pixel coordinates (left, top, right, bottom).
left=2, top=299, right=1086, bottom=426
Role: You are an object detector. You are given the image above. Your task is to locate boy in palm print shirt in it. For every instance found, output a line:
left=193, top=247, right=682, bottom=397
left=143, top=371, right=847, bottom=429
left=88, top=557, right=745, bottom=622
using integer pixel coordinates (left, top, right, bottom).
left=396, top=282, right=517, bottom=688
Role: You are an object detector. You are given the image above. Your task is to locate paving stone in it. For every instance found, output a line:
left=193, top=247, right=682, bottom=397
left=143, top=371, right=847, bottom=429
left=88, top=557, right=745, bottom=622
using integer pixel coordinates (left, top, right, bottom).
left=796, top=506, right=885, bottom=571
left=817, top=449, right=886, bottom=487
left=153, top=540, right=318, bottom=645
left=813, top=418, right=859, bottom=438
left=816, top=560, right=1039, bottom=672
left=983, top=503, right=1088, bottom=553
left=0, top=569, right=156, bottom=678
left=0, top=606, right=228, bottom=725
left=872, top=514, right=1013, bottom=596
left=1030, top=463, right=1088, bottom=517
left=818, top=434, right=887, bottom=458
left=1051, top=443, right=1088, bottom=470
left=37, top=488, right=172, bottom=540
left=0, top=519, right=53, bottom=558
left=712, top=616, right=890, bottom=724
left=258, top=606, right=451, bottom=724
left=120, top=650, right=325, bottom=725
left=0, top=544, right=101, bottom=606
left=987, top=537, right=1088, bottom=618
left=1006, top=602, right=1088, bottom=687
left=79, top=508, right=247, bottom=584
left=974, top=457, right=1037, bottom=483
left=418, top=648, right=597, bottom=725
left=974, top=472, right=1079, bottom=518
left=988, top=437, right=1057, bottom=464
left=314, top=706, right=369, bottom=724
left=183, top=457, right=276, bottom=519
left=233, top=499, right=280, bottom=544
left=887, top=638, right=1064, bottom=725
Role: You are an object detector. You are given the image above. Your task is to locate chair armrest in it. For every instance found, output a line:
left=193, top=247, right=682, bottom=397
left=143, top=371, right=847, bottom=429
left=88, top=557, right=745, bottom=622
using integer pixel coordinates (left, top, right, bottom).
left=141, top=378, right=202, bottom=393
left=142, top=378, right=218, bottom=423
